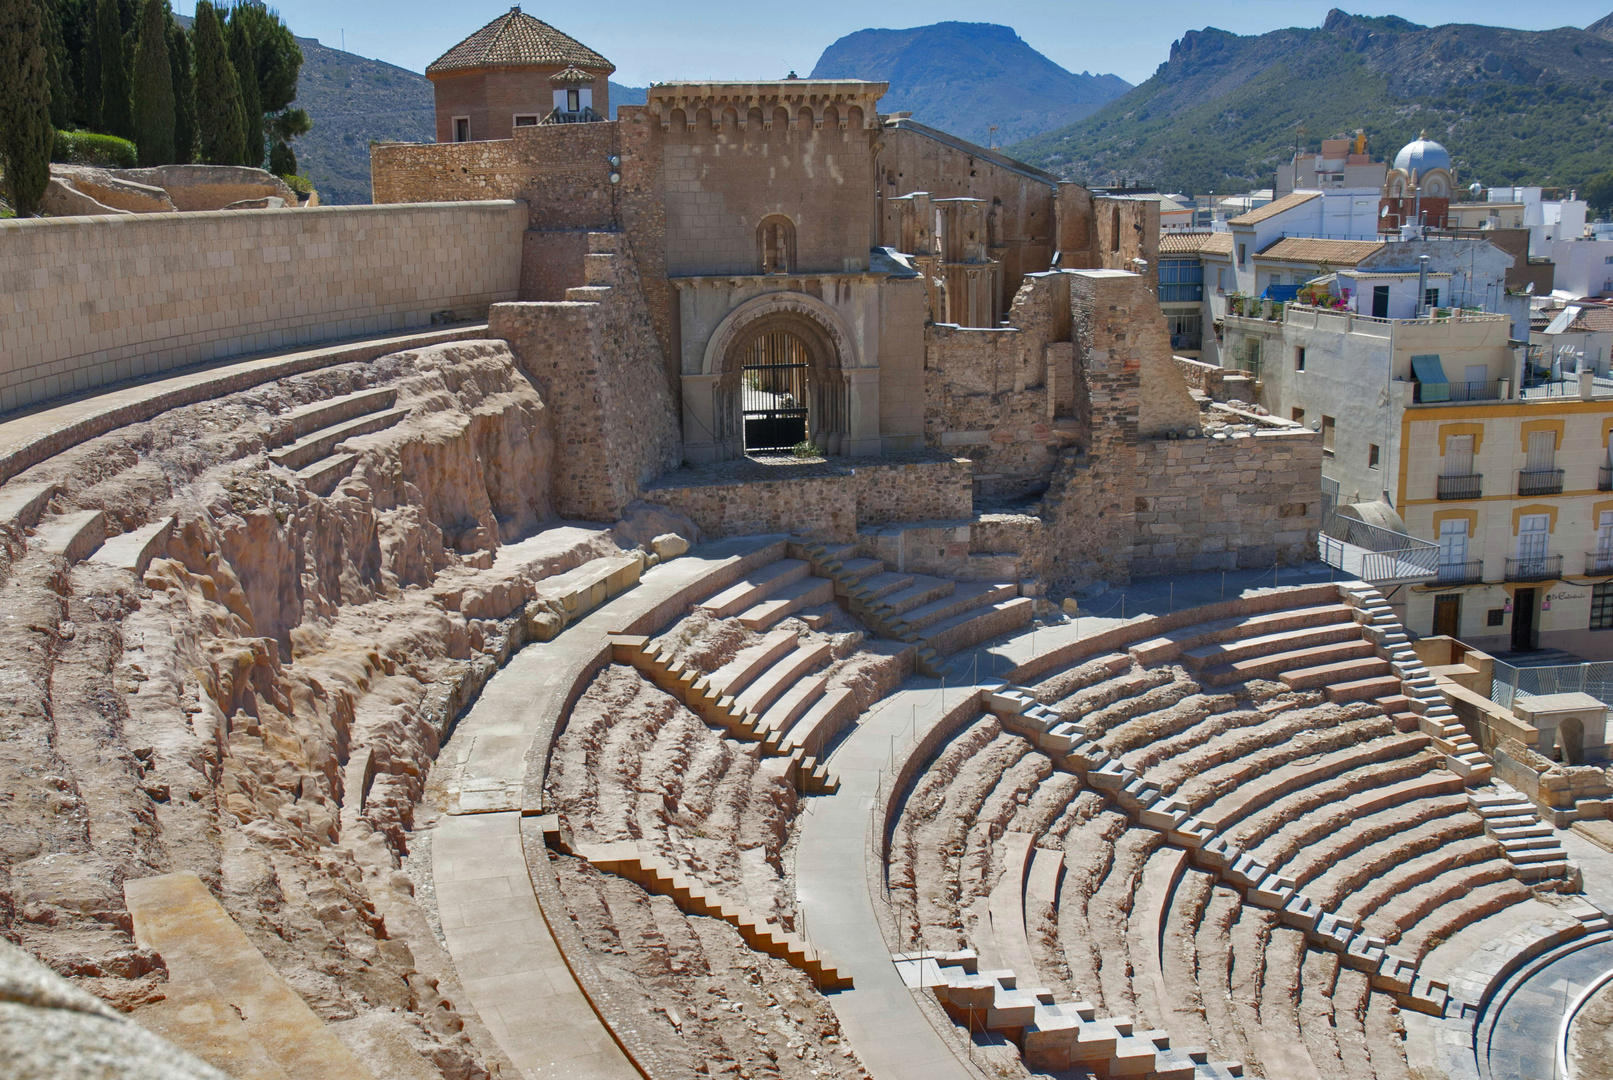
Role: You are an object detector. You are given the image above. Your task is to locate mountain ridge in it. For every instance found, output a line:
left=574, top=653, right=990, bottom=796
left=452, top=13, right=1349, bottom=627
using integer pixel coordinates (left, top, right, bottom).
left=1010, top=8, right=1613, bottom=193
left=809, top=22, right=1129, bottom=145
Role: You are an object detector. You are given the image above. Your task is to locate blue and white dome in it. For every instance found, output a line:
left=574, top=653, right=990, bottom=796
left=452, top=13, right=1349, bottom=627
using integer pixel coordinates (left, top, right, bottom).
left=1394, top=132, right=1451, bottom=176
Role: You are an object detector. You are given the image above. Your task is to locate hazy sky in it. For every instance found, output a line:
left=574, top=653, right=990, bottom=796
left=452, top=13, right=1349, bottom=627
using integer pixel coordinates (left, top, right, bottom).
left=173, top=1, right=1613, bottom=86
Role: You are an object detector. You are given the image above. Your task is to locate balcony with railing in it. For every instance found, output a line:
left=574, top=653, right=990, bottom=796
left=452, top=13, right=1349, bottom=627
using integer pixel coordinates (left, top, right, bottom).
left=1414, top=379, right=1503, bottom=404
left=1601, top=464, right=1612, bottom=492
left=1588, top=551, right=1613, bottom=576
left=1437, top=473, right=1483, bottom=500
left=1517, top=468, right=1565, bottom=497
left=1504, top=554, right=1563, bottom=582
left=1435, top=558, right=1485, bottom=585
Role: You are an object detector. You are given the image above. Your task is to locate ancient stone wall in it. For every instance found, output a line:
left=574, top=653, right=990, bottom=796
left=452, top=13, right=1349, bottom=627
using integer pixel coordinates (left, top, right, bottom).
left=878, top=124, right=1058, bottom=308
left=922, top=271, right=1082, bottom=499
left=1043, top=270, right=1144, bottom=587
left=489, top=236, right=680, bottom=522
left=849, top=456, right=973, bottom=526
left=640, top=456, right=970, bottom=542
left=371, top=125, right=618, bottom=229
left=0, top=202, right=526, bottom=414
left=1132, top=431, right=1323, bottom=575
left=652, top=93, right=880, bottom=277
left=371, top=116, right=679, bottom=394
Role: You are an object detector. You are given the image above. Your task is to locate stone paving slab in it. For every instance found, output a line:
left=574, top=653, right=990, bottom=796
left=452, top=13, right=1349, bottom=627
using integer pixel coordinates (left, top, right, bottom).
left=124, top=871, right=374, bottom=1080
left=434, top=812, right=637, bottom=1080
left=795, top=682, right=985, bottom=1080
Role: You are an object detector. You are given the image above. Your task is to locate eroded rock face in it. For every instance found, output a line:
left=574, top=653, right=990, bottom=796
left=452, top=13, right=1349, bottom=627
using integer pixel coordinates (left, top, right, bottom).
left=0, top=340, right=676, bottom=1079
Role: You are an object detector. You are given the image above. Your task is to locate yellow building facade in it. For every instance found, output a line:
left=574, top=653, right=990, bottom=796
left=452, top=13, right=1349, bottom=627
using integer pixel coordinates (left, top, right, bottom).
left=1399, top=394, right=1613, bottom=657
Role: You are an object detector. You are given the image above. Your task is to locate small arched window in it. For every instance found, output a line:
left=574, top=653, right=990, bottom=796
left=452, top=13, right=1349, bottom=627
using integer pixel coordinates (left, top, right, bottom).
left=758, top=215, right=797, bottom=274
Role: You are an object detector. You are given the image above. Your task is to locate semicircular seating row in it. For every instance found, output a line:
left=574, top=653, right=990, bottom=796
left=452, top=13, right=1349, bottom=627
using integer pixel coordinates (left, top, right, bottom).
left=888, top=581, right=1579, bottom=1079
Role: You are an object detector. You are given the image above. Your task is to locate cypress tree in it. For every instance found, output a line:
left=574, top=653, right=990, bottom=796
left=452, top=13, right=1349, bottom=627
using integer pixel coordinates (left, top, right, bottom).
left=78, top=0, right=102, bottom=130
left=130, top=0, right=171, bottom=165
left=227, top=11, right=261, bottom=168
left=192, top=0, right=243, bottom=166
left=0, top=0, right=54, bottom=215
left=95, top=0, right=132, bottom=140
left=167, top=9, right=194, bottom=163
left=37, top=0, right=69, bottom=130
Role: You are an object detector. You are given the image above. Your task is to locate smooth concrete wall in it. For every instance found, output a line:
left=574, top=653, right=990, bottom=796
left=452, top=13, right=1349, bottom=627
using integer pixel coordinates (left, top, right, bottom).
left=0, top=201, right=526, bottom=414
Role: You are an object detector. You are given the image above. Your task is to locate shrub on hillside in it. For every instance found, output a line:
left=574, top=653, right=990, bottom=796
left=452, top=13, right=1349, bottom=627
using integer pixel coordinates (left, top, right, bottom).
left=278, top=172, right=313, bottom=198
left=52, top=131, right=138, bottom=168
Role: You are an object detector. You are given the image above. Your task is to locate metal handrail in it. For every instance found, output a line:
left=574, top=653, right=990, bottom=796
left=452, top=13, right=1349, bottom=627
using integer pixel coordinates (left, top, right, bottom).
left=1504, top=554, right=1563, bottom=582
left=1518, top=468, right=1565, bottom=497
left=1587, top=551, right=1613, bottom=576
left=1318, top=513, right=1440, bottom=583
left=1437, top=473, right=1483, bottom=500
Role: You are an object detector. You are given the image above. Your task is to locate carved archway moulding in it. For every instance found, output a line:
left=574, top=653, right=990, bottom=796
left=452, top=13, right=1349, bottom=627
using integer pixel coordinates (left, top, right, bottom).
left=700, top=291, right=860, bottom=376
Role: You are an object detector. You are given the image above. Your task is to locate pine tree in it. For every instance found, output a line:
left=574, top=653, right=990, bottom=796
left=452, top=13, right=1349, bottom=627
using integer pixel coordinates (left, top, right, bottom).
left=95, top=0, right=131, bottom=140
left=191, top=0, right=243, bottom=166
left=130, top=0, right=171, bottom=165
left=37, top=0, right=69, bottom=130
left=167, top=8, right=194, bottom=163
left=227, top=11, right=261, bottom=168
left=0, top=0, right=54, bottom=215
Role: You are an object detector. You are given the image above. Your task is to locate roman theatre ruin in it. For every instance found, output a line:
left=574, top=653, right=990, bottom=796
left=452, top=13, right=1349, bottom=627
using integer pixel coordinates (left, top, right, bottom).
left=4, top=10, right=1613, bottom=1080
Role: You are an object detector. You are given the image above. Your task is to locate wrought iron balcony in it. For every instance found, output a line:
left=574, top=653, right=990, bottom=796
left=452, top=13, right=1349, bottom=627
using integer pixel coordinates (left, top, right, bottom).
left=1517, top=468, right=1565, bottom=496
left=1588, top=551, right=1613, bottom=576
left=1435, top=559, right=1485, bottom=585
left=1436, top=473, right=1482, bottom=500
left=1601, top=464, right=1612, bottom=492
left=1505, top=554, right=1562, bottom=582
left=1415, top=379, right=1502, bottom=403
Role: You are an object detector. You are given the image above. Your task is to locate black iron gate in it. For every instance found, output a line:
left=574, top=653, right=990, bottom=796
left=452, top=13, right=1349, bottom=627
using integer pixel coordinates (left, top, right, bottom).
left=742, top=331, right=809, bottom=451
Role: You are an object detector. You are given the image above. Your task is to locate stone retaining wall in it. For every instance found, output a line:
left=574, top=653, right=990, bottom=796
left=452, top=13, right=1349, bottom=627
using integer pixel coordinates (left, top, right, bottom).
left=1133, top=430, right=1323, bottom=575
left=0, top=201, right=526, bottom=414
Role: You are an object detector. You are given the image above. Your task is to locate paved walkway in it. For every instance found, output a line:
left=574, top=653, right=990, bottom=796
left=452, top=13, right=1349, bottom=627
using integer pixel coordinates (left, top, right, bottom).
left=435, top=535, right=781, bottom=1080
left=434, top=812, right=634, bottom=1080
left=795, top=680, right=985, bottom=1080
left=0, top=323, right=486, bottom=485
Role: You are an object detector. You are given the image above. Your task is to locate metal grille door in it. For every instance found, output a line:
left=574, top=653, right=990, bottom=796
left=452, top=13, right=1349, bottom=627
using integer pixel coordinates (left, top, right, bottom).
left=742, top=331, right=810, bottom=452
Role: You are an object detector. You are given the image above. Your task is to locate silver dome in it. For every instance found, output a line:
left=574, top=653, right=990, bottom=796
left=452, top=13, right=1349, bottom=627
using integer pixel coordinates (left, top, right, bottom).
left=1394, top=133, right=1451, bottom=176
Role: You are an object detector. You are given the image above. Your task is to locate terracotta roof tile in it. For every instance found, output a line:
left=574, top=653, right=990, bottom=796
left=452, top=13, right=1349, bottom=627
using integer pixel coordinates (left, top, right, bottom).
left=1228, top=190, right=1321, bottom=225
left=1254, top=237, right=1385, bottom=266
left=1570, top=305, right=1613, bottom=333
left=1158, top=232, right=1234, bottom=256
left=427, top=7, right=612, bottom=77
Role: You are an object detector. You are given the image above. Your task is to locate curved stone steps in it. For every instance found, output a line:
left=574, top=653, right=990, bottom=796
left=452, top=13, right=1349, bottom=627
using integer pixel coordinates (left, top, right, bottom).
left=1179, top=718, right=1412, bottom=820
left=1257, top=791, right=1469, bottom=883
left=1295, top=810, right=1485, bottom=904
left=1148, top=703, right=1356, bottom=794
left=1223, top=750, right=1446, bottom=851
left=1106, top=691, right=1242, bottom=762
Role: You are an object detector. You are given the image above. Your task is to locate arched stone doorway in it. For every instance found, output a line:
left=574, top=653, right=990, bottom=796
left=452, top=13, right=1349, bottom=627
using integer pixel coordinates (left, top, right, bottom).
left=683, top=292, right=863, bottom=462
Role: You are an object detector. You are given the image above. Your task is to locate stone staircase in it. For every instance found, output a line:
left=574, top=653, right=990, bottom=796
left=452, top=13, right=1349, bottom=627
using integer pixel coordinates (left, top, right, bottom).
left=267, top=385, right=406, bottom=495
left=573, top=839, right=852, bottom=991
left=893, top=950, right=1234, bottom=1079
left=1469, top=785, right=1572, bottom=881
left=696, top=556, right=837, bottom=630
left=608, top=633, right=839, bottom=793
left=792, top=540, right=1031, bottom=677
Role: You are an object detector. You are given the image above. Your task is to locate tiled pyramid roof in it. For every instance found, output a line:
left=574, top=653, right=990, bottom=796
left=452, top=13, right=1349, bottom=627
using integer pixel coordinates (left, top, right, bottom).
left=427, top=7, right=613, bottom=77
